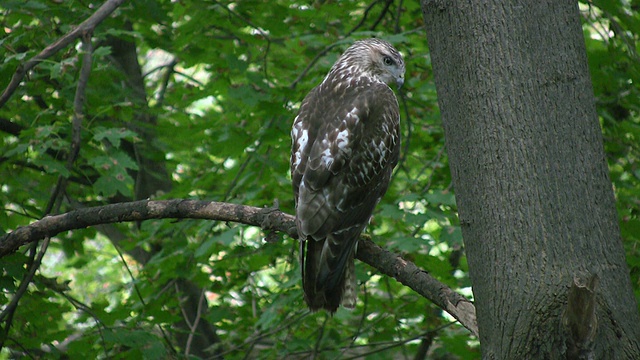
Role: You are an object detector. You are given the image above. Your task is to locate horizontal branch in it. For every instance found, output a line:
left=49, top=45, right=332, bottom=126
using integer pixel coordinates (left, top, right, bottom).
left=0, top=199, right=477, bottom=335
left=0, top=200, right=296, bottom=256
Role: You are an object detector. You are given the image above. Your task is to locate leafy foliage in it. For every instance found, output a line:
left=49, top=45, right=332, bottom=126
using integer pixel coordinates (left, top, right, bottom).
left=0, top=0, right=638, bottom=358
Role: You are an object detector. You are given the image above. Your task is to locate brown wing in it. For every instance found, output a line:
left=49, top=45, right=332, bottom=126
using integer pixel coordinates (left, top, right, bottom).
left=291, top=80, right=400, bottom=312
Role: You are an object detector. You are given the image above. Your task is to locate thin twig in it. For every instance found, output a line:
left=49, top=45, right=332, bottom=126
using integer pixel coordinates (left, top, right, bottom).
left=52, top=284, right=109, bottom=353
left=345, top=0, right=381, bottom=37
left=288, top=41, right=347, bottom=90
left=219, top=1, right=272, bottom=81
left=60, top=31, right=93, bottom=192
left=341, top=322, right=455, bottom=360
left=46, top=30, right=93, bottom=216
left=173, top=70, right=205, bottom=87
left=155, top=58, right=178, bottom=108
left=226, top=310, right=308, bottom=359
left=369, top=0, right=394, bottom=31
left=394, top=0, right=404, bottom=34
left=420, top=146, right=445, bottom=194
left=0, top=237, right=51, bottom=347
left=221, top=116, right=276, bottom=201
left=3, top=337, right=37, bottom=359
left=113, top=242, right=177, bottom=354
left=312, top=316, right=330, bottom=359
left=343, top=281, right=369, bottom=356
left=606, top=12, right=640, bottom=61
left=393, top=91, right=412, bottom=184
left=262, top=39, right=271, bottom=81
left=183, top=288, right=206, bottom=357
left=114, top=243, right=146, bottom=307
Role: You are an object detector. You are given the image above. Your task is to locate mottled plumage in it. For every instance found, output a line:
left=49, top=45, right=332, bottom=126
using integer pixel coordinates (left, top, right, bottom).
left=291, top=38, right=405, bottom=312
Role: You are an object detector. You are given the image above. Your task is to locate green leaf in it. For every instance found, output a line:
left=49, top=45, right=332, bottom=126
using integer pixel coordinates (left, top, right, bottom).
left=441, top=225, right=463, bottom=245
left=93, top=171, right=134, bottom=197
left=378, top=203, right=405, bottom=220
left=93, top=126, right=138, bottom=148
left=93, top=46, right=112, bottom=57
left=195, top=236, right=217, bottom=259
left=32, top=157, right=70, bottom=176
left=103, top=329, right=166, bottom=359
left=424, top=190, right=457, bottom=207
left=216, top=227, right=239, bottom=246
left=388, top=236, right=428, bottom=253
left=3, top=143, right=29, bottom=157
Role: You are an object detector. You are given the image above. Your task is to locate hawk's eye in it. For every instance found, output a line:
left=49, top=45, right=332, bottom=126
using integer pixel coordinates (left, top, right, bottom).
left=383, top=56, right=395, bottom=66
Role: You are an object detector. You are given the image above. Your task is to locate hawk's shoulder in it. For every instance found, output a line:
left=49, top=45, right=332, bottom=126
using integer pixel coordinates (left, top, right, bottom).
left=292, top=79, right=397, bottom=181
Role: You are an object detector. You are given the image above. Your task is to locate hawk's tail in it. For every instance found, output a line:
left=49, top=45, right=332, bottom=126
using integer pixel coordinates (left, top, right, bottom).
left=301, top=231, right=358, bottom=313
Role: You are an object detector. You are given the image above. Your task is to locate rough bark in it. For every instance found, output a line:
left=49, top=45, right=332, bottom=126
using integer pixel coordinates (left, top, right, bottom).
left=421, top=0, right=640, bottom=358
left=0, top=199, right=478, bottom=336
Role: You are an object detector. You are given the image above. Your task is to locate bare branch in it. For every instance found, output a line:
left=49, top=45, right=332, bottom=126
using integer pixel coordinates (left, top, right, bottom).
left=0, top=0, right=125, bottom=109
left=47, top=33, right=94, bottom=214
left=0, top=200, right=293, bottom=256
left=345, top=0, right=382, bottom=37
left=180, top=285, right=206, bottom=358
left=154, top=58, right=178, bottom=108
left=0, top=199, right=477, bottom=334
left=369, top=0, right=394, bottom=32
left=356, top=238, right=478, bottom=336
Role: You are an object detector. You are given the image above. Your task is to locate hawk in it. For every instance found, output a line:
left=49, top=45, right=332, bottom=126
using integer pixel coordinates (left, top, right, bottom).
left=291, top=38, right=405, bottom=312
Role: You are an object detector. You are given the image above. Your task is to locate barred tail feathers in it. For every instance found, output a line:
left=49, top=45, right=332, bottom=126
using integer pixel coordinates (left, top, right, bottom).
left=341, top=258, right=357, bottom=309
left=301, top=230, right=359, bottom=313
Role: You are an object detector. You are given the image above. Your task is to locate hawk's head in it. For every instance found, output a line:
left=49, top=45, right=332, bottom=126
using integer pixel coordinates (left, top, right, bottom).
left=329, top=38, right=405, bottom=89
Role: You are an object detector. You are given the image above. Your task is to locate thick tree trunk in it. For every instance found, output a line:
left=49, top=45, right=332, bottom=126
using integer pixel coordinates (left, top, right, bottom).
left=421, top=1, right=640, bottom=358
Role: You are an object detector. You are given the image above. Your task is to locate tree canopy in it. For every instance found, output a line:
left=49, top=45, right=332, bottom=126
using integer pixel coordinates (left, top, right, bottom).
left=0, top=0, right=638, bottom=358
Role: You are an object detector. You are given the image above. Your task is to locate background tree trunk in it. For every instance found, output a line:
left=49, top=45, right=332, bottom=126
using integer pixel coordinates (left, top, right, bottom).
left=421, top=0, right=640, bottom=358
left=101, top=28, right=223, bottom=359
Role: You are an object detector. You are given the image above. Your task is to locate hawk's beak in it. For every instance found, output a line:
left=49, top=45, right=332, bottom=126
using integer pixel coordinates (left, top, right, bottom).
left=396, top=76, right=404, bottom=89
